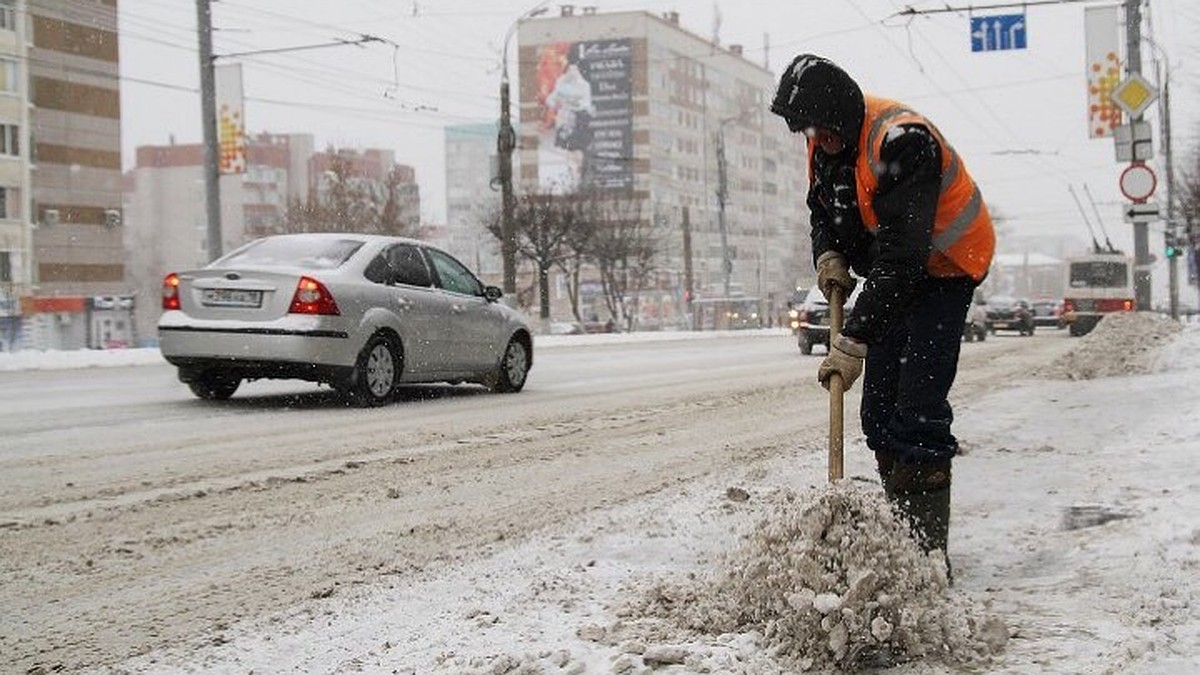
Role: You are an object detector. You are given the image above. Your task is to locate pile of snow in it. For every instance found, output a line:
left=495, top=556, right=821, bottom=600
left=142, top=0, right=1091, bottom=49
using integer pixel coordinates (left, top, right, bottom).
left=621, top=486, right=1006, bottom=672
left=1036, top=312, right=1183, bottom=380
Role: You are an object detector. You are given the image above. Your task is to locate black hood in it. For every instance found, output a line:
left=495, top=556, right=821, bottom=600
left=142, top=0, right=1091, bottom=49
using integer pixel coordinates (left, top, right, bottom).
left=770, top=54, right=865, bottom=149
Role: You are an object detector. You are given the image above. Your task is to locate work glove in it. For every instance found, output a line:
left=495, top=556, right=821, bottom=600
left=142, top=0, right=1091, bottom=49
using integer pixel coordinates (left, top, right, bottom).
left=816, top=251, right=857, bottom=302
left=818, top=334, right=867, bottom=391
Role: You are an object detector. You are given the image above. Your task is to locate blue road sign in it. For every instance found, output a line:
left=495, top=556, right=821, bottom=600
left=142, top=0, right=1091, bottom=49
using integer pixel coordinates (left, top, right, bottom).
left=971, top=14, right=1027, bottom=52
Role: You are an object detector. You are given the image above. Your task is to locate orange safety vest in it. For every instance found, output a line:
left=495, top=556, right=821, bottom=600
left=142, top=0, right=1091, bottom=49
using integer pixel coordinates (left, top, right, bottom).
left=807, top=95, right=995, bottom=281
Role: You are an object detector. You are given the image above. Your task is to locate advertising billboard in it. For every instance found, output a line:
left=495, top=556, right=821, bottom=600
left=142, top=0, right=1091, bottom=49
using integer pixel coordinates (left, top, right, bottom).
left=534, top=38, right=633, bottom=193
left=215, top=63, right=247, bottom=174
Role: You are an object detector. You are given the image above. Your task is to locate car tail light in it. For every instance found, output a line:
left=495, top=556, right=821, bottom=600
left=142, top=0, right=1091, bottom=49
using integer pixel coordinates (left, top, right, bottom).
left=289, top=276, right=340, bottom=315
left=1094, top=298, right=1134, bottom=313
left=162, top=273, right=181, bottom=310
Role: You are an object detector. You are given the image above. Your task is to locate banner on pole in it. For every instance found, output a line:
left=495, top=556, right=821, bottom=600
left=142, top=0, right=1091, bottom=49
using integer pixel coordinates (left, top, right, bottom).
left=1084, top=5, right=1121, bottom=139
left=215, top=63, right=246, bottom=174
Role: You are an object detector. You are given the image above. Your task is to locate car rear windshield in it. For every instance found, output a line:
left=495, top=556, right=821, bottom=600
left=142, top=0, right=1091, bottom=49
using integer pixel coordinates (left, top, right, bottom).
left=214, top=238, right=364, bottom=270
left=1069, top=261, right=1128, bottom=289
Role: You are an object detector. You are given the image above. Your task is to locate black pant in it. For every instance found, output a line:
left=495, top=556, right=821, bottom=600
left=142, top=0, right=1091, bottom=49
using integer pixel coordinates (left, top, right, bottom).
left=861, top=276, right=976, bottom=465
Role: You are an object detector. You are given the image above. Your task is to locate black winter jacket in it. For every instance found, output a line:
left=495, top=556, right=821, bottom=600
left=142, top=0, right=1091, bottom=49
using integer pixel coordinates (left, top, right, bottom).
left=808, top=123, right=943, bottom=345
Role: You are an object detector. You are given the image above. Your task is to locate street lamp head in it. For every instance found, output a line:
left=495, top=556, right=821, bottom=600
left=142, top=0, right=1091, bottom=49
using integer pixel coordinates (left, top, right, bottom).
left=502, top=3, right=551, bottom=81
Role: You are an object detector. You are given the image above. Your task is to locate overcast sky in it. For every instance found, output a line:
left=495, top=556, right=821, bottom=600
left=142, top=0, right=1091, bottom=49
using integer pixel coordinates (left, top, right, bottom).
left=120, top=0, right=1199, bottom=256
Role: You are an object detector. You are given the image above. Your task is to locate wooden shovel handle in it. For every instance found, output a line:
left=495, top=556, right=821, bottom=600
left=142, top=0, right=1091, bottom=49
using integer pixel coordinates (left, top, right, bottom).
left=828, top=286, right=846, bottom=483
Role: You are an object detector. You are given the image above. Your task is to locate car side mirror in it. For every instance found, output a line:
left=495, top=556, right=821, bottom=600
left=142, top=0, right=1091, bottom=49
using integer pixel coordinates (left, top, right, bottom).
left=483, top=285, right=503, bottom=302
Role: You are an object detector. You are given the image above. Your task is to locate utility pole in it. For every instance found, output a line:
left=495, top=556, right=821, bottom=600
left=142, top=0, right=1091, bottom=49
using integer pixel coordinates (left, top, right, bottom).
left=497, top=71, right=517, bottom=295
left=1161, top=53, right=1178, bottom=319
left=715, top=125, right=733, bottom=298
left=197, top=0, right=222, bottom=261
left=681, top=207, right=694, bottom=329
left=1124, top=0, right=1151, bottom=311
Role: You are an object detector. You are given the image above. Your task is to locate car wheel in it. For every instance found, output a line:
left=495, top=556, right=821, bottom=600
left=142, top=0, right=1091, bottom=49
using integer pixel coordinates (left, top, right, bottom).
left=350, top=333, right=401, bottom=406
left=187, top=370, right=240, bottom=400
left=491, top=336, right=530, bottom=393
left=798, top=331, right=813, bottom=355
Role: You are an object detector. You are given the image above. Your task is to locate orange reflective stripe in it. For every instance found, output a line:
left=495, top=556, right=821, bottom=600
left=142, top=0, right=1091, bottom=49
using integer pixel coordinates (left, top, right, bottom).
left=933, top=185, right=983, bottom=252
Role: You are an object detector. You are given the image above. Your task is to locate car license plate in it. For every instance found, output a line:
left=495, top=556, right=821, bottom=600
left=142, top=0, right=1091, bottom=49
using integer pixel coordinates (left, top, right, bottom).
left=201, top=288, right=263, bottom=308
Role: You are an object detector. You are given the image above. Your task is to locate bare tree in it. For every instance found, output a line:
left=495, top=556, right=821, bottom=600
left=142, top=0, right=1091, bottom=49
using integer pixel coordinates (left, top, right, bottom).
left=583, top=194, right=659, bottom=331
left=284, top=153, right=418, bottom=237
left=485, top=191, right=578, bottom=321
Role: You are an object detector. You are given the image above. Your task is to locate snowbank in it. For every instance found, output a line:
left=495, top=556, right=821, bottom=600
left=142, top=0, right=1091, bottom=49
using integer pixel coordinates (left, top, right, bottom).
left=1035, top=311, right=1183, bottom=380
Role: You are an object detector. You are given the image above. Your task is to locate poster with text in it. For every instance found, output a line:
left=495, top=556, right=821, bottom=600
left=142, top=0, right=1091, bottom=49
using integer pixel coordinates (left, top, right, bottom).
left=535, top=39, right=632, bottom=193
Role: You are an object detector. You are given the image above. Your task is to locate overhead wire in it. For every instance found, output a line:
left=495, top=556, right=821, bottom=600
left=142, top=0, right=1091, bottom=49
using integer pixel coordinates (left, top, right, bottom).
left=869, top=0, right=1117, bottom=235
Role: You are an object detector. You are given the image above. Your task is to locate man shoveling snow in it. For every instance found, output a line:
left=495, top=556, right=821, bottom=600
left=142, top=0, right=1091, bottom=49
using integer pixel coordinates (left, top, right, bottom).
left=769, top=54, right=997, bottom=571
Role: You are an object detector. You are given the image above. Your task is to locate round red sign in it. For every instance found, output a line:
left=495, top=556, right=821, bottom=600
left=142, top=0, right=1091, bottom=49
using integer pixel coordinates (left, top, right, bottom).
left=1119, top=163, right=1157, bottom=202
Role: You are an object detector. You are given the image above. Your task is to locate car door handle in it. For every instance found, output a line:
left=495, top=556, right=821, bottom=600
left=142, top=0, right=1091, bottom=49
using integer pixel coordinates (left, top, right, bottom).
left=451, top=304, right=465, bottom=313
left=395, top=297, right=412, bottom=310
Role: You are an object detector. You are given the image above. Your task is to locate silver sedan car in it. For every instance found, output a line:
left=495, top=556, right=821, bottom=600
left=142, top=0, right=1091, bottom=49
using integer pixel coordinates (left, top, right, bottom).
left=158, top=233, right=533, bottom=405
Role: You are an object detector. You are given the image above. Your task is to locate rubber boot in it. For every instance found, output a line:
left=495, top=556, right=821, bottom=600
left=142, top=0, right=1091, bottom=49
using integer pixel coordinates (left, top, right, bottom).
left=883, top=458, right=953, bottom=583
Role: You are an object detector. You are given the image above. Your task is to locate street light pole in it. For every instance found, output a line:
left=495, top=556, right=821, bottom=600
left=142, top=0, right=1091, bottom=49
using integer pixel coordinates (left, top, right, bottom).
left=498, top=3, right=549, bottom=296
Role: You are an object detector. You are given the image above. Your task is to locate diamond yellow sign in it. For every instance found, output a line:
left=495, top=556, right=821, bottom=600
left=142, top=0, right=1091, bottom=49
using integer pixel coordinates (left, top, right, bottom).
left=1111, top=73, right=1158, bottom=118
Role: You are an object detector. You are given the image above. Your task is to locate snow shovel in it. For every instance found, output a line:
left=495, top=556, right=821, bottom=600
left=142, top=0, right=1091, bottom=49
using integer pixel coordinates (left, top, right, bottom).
left=827, top=285, right=846, bottom=484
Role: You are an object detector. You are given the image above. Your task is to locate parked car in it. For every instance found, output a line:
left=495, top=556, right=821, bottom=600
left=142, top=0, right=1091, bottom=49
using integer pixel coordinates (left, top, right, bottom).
left=1031, top=298, right=1066, bottom=329
left=963, top=294, right=988, bottom=342
left=158, top=233, right=534, bottom=405
left=793, top=282, right=862, bottom=355
left=985, top=296, right=1035, bottom=336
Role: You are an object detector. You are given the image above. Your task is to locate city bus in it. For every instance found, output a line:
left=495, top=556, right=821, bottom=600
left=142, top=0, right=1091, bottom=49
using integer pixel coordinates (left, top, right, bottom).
left=1061, top=251, right=1134, bottom=337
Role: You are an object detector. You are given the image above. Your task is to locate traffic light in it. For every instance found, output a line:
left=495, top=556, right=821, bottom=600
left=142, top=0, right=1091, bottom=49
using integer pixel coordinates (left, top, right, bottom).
left=1165, top=231, right=1182, bottom=259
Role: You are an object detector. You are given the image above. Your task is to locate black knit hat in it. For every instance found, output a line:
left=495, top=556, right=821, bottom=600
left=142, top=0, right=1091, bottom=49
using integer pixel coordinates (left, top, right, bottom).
left=770, top=54, right=865, bottom=149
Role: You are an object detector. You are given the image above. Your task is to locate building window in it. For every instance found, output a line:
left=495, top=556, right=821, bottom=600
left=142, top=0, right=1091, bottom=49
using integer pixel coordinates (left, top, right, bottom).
left=0, top=2, right=14, bottom=31
left=0, top=59, right=15, bottom=93
left=0, top=124, right=17, bottom=156
left=0, top=250, right=11, bottom=282
left=0, top=186, right=12, bottom=219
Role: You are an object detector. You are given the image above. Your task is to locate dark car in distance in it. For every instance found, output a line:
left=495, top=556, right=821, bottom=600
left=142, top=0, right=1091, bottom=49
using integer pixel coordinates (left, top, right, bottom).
left=793, top=283, right=862, bottom=355
left=1031, top=299, right=1066, bottom=329
left=985, top=296, right=1035, bottom=336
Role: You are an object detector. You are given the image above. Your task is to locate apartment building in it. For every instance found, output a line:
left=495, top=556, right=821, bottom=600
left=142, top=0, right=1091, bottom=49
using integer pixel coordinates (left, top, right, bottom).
left=444, top=122, right=501, bottom=280
left=0, top=0, right=30, bottom=350
left=515, top=8, right=810, bottom=326
left=18, top=0, right=128, bottom=349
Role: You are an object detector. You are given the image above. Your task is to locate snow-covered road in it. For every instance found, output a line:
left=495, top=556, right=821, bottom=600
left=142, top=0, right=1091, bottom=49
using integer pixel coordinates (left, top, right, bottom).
left=4, top=324, right=1195, bottom=673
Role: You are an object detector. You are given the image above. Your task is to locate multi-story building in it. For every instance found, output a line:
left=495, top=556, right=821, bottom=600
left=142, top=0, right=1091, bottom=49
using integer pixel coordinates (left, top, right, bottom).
left=444, top=122, right=501, bottom=280
left=516, top=7, right=810, bottom=327
left=0, top=0, right=31, bottom=350
left=0, top=0, right=127, bottom=349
